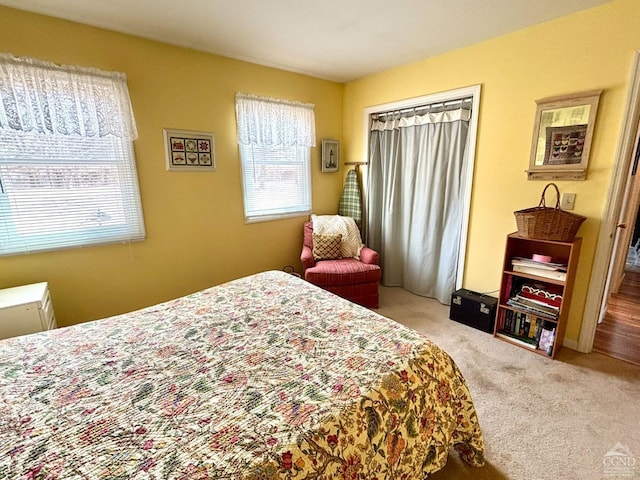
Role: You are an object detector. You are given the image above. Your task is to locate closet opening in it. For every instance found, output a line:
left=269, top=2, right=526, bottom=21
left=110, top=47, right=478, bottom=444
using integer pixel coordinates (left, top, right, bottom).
left=362, top=85, right=481, bottom=302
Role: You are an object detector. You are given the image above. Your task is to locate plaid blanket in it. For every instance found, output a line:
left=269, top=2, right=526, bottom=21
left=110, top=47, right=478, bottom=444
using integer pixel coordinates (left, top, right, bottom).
left=338, top=169, right=362, bottom=226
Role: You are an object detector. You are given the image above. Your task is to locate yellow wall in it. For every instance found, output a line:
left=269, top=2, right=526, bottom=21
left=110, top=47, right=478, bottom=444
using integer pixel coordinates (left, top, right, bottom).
left=0, top=7, right=344, bottom=326
left=2, top=1, right=639, bottom=344
left=343, top=0, right=640, bottom=344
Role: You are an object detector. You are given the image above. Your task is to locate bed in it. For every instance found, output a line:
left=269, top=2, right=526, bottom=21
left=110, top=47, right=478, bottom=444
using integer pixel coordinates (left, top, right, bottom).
left=0, top=270, right=484, bottom=478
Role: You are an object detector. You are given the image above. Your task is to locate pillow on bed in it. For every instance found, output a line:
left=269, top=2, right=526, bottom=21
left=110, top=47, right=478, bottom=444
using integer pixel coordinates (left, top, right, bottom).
left=312, top=233, right=343, bottom=260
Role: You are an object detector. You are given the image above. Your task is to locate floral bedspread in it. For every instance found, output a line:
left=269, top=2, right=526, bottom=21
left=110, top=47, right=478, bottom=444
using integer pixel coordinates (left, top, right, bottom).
left=0, top=270, right=484, bottom=479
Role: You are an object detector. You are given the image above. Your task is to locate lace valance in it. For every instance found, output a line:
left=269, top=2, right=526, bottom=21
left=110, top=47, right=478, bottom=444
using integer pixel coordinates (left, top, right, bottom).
left=0, top=53, right=138, bottom=139
left=235, top=93, right=315, bottom=147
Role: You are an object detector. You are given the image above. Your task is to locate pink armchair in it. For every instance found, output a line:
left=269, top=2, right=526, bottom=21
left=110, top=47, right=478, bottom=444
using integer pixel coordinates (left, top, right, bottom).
left=301, top=221, right=381, bottom=308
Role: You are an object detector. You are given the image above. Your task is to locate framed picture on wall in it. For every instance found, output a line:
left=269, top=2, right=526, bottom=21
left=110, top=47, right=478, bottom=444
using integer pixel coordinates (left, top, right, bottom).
left=164, top=128, right=216, bottom=172
left=526, top=90, right=601, bottom=180
left=321, top=139, right=339, bottom=173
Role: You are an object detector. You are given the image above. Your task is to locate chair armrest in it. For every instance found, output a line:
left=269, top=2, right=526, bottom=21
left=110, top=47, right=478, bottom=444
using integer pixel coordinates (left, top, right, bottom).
left=359, top=246, right=379, bottom=265
left=301, top=245, right=315, bottom=270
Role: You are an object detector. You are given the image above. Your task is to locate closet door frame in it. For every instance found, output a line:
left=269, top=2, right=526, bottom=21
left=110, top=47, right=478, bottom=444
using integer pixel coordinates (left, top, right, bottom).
left=362, top=84, right=481, bottom=290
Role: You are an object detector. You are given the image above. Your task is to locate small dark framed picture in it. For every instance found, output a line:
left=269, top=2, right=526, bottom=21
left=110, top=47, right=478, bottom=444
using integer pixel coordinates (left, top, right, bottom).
left=321, top=139, right=339, bottom=173
left=163, top=128, right=216, bottom=172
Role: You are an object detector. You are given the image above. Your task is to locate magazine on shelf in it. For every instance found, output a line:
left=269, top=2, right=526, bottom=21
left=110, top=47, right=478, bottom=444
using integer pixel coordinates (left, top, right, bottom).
left=511, top=257, right=568, bottom=271
left=512, top=265, right=567, bottom=281
left=506, top=298, right=558, bottom=320
left=507, top=295, right=559, bottom=318
left=514, top=294, right=559, bottom=313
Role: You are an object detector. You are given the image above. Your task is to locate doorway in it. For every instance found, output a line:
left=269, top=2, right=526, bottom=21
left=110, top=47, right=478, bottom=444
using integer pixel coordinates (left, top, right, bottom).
left=593, top=115, right=640, bottom=364
left=592, top=207, right=640, bottom=365
left=580, top=50, right=640, bottom=361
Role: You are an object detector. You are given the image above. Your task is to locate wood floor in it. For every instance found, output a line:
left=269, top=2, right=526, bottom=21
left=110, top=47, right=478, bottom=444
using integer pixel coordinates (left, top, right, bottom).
left=593, top=270, right=640, bottom=365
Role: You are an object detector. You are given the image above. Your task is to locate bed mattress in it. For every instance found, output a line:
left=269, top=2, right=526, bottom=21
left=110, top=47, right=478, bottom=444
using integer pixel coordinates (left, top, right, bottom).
left=0, top=270, right=483, bottom=478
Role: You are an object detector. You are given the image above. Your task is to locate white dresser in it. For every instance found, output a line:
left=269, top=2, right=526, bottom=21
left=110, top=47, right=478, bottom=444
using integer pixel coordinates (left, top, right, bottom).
left=0, top=282, right=57, bottom=340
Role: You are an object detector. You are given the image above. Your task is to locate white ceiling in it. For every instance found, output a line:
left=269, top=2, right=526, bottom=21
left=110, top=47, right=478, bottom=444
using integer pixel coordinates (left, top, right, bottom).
left=1, top=0, right=612, bottom=82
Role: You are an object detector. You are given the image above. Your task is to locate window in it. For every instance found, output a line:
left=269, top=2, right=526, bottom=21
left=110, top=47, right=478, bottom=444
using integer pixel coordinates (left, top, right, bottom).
left=0, top=54, right=145, bottom=256
left=235, top=93, right=315, bottom=223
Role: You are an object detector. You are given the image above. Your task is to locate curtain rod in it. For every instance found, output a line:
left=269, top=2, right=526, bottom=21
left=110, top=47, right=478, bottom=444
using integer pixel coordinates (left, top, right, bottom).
left=345, top=161, right=368, bottom=171
left=374, top=96, right=472, bottom=119
left=235, top=92, right=314, bottom=109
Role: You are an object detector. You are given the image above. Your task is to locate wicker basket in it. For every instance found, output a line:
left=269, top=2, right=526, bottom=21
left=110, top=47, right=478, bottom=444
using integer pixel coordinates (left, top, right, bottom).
left=514, top=183, right=586, bottom=242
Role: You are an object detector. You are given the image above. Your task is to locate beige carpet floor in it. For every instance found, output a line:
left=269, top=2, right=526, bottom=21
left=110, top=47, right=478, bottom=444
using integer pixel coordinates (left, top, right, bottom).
left=376, top=286, right=640, bottom=480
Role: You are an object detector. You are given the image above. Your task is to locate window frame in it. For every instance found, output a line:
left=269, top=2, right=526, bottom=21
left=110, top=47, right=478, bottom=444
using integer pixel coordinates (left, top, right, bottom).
left=0, top=54, right=145, bottom=256
left=235, top=93, right=316, bottom=224
left=238, top=143, right=312, bottom=224
left=0, top=133, right=145, bottom=256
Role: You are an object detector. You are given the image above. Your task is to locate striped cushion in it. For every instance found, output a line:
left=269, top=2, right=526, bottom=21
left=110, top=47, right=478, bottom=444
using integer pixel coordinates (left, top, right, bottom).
left=305, top=258, right=381, bottom=286
left=312, top=233, right=342, bottom=260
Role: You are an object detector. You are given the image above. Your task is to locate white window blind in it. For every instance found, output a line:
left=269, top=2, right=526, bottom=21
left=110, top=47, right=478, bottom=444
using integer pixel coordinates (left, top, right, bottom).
left=235, top=93, right=315, bottom=223
left=0, top=53, right=145, bottom=256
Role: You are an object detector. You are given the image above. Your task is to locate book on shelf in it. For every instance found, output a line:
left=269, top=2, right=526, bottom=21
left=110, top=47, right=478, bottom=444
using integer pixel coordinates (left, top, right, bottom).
left=499, top=310, right=544, bottom=346
left=528, top=316, right=544, bottom=339
left=504, top=309, right=513, bottom=332
left=512, top=257, right=567, bottom=271
left=514, top=294, right=559, bottom=313
left=495, top=330, right=537, bottom=349
left=538, top=324, right=556, bottom=356
left=506, top=295, right=559, bottom=320
left=511, top=264, right=567, bottom=281
left=519, top=283, right=563, bottom=309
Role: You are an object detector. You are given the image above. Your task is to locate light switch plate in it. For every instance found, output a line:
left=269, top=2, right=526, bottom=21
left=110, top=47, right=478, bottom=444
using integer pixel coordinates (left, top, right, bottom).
left=561, top=192, right=576, bottom=210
